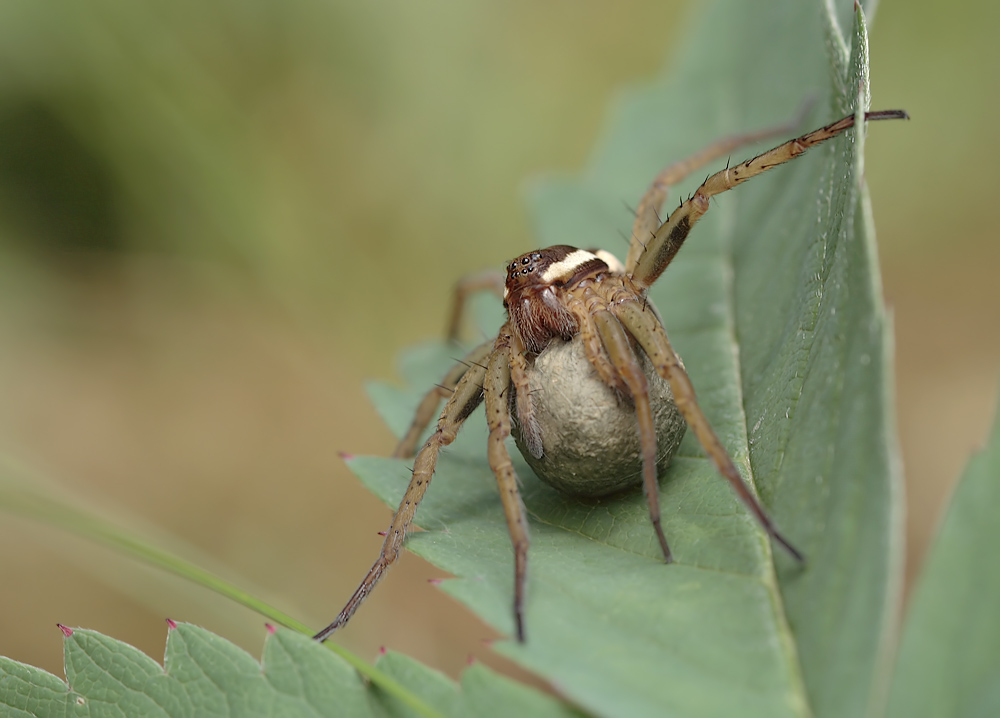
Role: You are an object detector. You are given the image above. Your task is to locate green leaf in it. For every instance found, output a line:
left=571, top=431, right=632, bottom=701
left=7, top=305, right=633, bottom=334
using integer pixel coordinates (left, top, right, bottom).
left=886, top=399, right=1000, bottom=718
left=350, top=1, right=902, bottom=717
left=0, top=624, right=576, bottom=718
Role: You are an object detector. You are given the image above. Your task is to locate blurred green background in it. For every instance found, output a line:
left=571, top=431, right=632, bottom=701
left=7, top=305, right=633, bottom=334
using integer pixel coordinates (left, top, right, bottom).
left=0, top=0, right=996, bottom=683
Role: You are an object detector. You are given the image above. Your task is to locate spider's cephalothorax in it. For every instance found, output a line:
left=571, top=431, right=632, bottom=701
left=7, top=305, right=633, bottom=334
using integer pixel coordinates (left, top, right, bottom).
left=315, top=108, right=908, bottom=644
left=503, top=245, right=626, bottom=354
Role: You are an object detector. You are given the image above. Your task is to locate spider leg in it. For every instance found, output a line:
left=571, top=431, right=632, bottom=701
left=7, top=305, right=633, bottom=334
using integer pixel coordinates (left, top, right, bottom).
left=592, top=309, right=673, bottom=563
left=615, top=300, right=804, bottom=561
left=564, top=293, right=628, bottom=394
left=629, top=109, right=908, bottom=290
left=446, top=269, right=506, bottom=342
left=625, top=100, right=813, bottom=274
left=509, top=330, right=543, bottom=459
left=394, top=338, right=494, bottom=458
left=314, top=352, right=489, bottom=642
left=485, top=327, right=531, bottom=642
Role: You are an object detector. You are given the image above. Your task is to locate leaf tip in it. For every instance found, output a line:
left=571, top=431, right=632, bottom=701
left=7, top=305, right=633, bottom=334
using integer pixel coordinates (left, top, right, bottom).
left=57, top=623, right=73, bottom=637
left=339, top=451, right=355, bottom=462
left=166, top=618, right=178, bottom=630
left=427, top=578, right=443, bottom=585
left=378, top=645, right=387, bottom=656
left=265, top=623, right=277, bottom=635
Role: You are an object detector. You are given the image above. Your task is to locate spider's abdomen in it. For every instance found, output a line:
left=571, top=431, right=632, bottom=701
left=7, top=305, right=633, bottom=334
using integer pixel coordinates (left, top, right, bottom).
left=504, top=245, right=624, bottom=353
left=511, top=336, right=686, bottom=497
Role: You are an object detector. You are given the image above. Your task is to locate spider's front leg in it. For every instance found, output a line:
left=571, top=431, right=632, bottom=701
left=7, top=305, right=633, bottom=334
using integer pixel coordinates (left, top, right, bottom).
left=484, top=327, right=531, bottom=642
left=313, top=349, right=490, bottom=642
left=615, top=301, right=803, bottom=560
left=590, top=308, right=673, bottom=562
left=625, top=101, right=813, bottom=272
left=629, top=109, right=908, bottom=290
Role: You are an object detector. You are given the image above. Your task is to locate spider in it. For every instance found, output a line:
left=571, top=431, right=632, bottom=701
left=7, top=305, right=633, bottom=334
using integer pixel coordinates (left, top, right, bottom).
left=314, top=107, right=908, bottom=644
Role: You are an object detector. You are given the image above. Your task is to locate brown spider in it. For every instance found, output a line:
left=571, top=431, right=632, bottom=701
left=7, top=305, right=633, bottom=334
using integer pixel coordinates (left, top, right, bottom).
left=314, top=107, right=908, bottom=644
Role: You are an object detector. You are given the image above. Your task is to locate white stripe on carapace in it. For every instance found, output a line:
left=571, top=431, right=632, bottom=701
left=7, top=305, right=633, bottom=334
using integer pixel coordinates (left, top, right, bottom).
left=540, top=249, right=600, bottom=284
left=593, top=249, right=625, bottom=275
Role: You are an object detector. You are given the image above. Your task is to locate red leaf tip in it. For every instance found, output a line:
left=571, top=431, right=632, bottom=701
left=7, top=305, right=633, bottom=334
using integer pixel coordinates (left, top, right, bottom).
left=427, top=578, right=443, bottom=585
left=466, top=654, right=477, bottom=666
left=265, top=623, right=276, bottom=634
left=377, top=530, right=387, bottom=536
left=338, top=452, right=355, bottom=461
left=57, top=624, right=73, bottom=637
left=166, top=618, right=177, bottom=630
left=378, top=646, right=387, bottom=656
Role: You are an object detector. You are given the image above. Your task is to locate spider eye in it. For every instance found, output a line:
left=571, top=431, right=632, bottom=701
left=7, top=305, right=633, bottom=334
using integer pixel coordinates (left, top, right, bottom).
left=522, top=257, right=530, bottom=265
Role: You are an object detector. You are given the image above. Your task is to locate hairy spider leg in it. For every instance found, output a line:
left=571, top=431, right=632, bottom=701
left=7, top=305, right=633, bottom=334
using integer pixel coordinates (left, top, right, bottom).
left=508, top=330, right=543, bottom=459
left=625, top=100, right=814, bottom=273
left=629, top=109, right=908, bottom=290
left=314, top=354, right=488, bottom=642
left=484, top=329, right=531, bottom=641
left=563, top=293, right=629, bottom=395
left=615, top=301, right=803, bottom=561
left=592, top=308, right=673, bottom=562
left=394, top=339, right=493, bottom=459
left=446, top=269, right=506, bottom=342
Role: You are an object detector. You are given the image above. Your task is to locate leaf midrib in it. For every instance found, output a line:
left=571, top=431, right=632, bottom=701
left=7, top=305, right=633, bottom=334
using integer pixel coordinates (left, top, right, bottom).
left=720, top=189, right=813, bottom=718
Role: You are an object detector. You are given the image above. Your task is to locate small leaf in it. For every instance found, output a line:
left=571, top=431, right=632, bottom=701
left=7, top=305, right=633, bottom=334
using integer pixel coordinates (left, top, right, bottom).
left=886, top=398, right=1000, bottom=718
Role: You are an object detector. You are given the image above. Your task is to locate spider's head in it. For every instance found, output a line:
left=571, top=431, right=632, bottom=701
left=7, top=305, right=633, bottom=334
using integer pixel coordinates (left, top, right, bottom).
left=503, top=246, right=621, bottom=297
left=503, top=245, right=624, bottom=354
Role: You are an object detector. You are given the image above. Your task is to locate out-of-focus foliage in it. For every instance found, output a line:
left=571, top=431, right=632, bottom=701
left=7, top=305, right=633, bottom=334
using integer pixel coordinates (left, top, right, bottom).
left=888, top=404, right=1000, bottom=718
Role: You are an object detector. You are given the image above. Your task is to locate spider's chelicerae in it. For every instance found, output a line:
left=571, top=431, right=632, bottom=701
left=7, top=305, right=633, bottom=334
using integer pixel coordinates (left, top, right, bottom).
left=315, top=107, right=908, bottom=643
